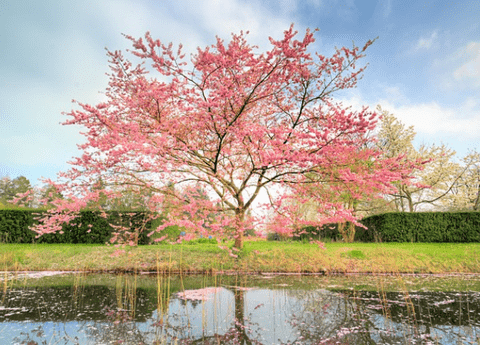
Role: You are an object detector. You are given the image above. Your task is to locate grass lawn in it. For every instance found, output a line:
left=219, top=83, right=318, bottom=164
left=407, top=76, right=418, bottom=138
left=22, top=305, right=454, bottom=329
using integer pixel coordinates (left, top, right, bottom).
left=0, top=240, right=479, bottom=274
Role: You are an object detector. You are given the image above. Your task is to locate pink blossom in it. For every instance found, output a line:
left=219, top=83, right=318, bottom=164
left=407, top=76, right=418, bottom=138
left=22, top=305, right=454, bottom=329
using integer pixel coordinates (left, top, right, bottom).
left=176, top=287, right=224, bottom=301
left=29, top=24, right=422, bottom=249
left=110, top=249, right=126, bottom=257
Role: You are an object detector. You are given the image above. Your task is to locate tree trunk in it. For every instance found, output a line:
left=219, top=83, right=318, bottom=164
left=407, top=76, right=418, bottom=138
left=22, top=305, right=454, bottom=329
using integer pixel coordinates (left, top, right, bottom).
left=234, top=232, right=244, bottom=249
left=473, top=181, right=480, bottom=211
left=337, top=199, right=357, bottom=243
left=347, top=222, right=356, bottom=242
left=234, top=209, right=245, bottom=249
left=407, top=195, right=414, bottom=212
left=338, top=221, right=356, bottom=243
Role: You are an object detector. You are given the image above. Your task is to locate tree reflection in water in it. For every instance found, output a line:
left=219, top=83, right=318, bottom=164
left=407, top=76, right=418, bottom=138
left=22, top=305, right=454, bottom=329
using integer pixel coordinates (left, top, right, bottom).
left=1, top=274, right=480, bottom=344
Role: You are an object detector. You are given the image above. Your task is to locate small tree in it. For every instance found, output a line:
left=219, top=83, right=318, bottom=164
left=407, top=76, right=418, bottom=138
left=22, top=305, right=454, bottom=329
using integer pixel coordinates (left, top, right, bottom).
left=33, top=25, right=417, bottom=248
left=374, top=106, right=465, bottom=212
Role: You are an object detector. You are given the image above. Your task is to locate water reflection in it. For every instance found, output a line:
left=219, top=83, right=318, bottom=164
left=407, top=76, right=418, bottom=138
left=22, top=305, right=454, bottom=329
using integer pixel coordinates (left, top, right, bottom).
left=0, top=273, right=479, bottom=344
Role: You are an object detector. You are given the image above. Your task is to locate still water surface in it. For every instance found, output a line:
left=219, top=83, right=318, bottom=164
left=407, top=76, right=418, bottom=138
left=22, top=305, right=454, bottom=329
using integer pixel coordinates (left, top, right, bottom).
left=0, top=272, right=479, bottom=344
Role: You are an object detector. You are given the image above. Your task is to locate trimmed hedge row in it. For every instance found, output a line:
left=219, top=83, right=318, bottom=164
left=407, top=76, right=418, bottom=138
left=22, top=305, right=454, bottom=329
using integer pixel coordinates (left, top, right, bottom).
left=3, top=210, right=480, bottom=244
left=293, top=211, right=480, bottom=243
left=0, top=210, right=152, bottom=244
left=356, top=211, right=480, bottom=243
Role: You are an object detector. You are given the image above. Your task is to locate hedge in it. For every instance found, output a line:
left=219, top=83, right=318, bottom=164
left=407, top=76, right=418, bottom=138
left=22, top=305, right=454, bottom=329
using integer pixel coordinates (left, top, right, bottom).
left=288, top=211, right=480, bottom=243
left=0, top=210, right=152, bottom=244
left=356, top=211, right=480, bottom=243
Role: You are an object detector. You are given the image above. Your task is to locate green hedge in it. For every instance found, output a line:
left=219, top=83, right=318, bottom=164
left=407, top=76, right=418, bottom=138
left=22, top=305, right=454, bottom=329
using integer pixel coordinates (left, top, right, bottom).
left=356, top=211, right=480, bottom=243
left=283, top=211, right=480, bottom=243
left=0, top=209, right=37, bottom=243
left=0, top=210, right=152, bottom=244
left=4, top=210, right=479, bottom=244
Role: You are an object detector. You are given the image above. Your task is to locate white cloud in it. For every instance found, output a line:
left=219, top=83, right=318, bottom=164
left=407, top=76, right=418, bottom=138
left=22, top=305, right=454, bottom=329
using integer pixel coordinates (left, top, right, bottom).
left=90, top=0, right=301, bottom=60
left=188, top=0, right=296, bottom=49
left=414, top=30, right=438, bottom=51
left=383, top=86, right=408, bottom=104
left=1, top=0, right=307, bottom=185
left=433, top=41, right=480, bottom=90
left=95, top=0, right=156, bottom=38
left=338, top=91, right=480, bottom=155
left=452, top=42, right=480, bottom=88
left=378, top=100, right=479, bottom=139
left=463, top=96, right=478, bottom=110
left=95, top=0, right=208, bottom=54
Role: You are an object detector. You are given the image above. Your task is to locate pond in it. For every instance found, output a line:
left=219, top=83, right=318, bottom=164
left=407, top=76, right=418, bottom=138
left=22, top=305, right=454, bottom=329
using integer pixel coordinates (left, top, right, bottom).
left=0, top=272, right=480, bottom=344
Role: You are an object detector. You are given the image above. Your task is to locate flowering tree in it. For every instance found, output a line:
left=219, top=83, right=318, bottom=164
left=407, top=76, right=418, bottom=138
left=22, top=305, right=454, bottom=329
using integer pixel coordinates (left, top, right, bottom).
left=32, top=25, right=417, bottom=249
left=373, top=106, right=469, bottom=212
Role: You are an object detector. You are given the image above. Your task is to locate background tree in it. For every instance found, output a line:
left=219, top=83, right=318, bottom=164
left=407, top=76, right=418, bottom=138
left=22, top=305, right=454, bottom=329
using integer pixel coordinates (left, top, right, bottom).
left=439, top=149, right=480, bottom=211
left=38, top=184, right=64, bottom=209
left=84, top=177, right=110, bottom=210
left=285, top=106, right=478, bottom=220
left=33, top=26, right=418, bottom=248
left=374, top=106, right=463, bottom=212
left=106, top=185, right=153, bottom=211
left=0, top=175, right=34, bottom=208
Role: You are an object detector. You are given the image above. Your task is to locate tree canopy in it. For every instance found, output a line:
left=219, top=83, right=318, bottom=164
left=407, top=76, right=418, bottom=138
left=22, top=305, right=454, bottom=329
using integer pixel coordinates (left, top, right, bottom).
left=32, top=25, right=419, bottom=248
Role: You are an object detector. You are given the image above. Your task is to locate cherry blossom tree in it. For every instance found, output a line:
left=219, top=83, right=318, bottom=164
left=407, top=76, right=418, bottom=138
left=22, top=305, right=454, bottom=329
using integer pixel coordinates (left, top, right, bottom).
left=32, top=25, right=418, bottom=249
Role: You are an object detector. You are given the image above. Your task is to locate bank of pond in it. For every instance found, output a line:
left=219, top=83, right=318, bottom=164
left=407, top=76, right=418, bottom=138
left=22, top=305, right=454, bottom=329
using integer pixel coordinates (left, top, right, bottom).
left=0, top=272, right=479, bottom=344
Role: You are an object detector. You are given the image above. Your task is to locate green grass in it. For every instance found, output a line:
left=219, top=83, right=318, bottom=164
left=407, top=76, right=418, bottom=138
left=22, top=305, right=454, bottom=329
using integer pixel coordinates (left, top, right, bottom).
left=0, top=241, right=479, bottom=274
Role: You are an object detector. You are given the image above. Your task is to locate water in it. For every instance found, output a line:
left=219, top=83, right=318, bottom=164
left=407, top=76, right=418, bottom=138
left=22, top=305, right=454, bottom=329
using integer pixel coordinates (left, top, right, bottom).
left=0, top=272, right=479, bottom=344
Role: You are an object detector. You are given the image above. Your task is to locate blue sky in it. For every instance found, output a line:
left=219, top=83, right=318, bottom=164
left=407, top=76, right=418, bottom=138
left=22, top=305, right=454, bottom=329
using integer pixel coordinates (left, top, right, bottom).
left=1, top=0, right=479, bottom=186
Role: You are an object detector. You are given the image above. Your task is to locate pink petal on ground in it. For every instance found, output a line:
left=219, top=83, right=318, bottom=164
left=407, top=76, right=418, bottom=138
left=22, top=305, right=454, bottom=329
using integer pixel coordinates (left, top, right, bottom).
left=176, top=287, right=225, bottom=301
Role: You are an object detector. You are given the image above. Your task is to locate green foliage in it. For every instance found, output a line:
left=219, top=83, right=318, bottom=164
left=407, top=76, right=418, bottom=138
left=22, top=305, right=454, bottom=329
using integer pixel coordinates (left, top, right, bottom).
left=0, top=176, right=33, bottom=207
left=0, top=210, right=152, bottom=244
left=0, top=209, right=38, bottom=243
left=269, top=211, right=480, bottom=243
left=357, top=211, right=480, bottom=243
left=146, top=215, right=183, bottom=242
left=155, top=225, right=182, bottom=242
